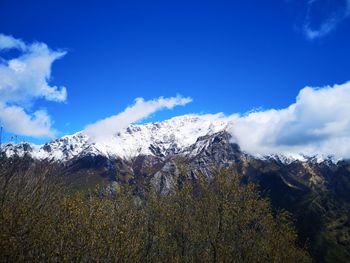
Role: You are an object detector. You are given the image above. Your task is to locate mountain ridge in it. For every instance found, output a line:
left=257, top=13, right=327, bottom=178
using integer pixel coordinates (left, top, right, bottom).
left=1, top=114, right=342, bottom=164
left=1, top=119, right=350, bottom=262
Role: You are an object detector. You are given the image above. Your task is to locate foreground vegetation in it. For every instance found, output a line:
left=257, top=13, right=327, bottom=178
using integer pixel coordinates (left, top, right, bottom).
left=0, top=159, right=310, bottom=262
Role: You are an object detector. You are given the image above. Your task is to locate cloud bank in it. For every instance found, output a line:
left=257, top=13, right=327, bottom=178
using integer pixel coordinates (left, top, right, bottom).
left=303, top=0, right=350, bottom=39
left=0, top=34, right=67, bottom=137
left=84, top=81, right=350, bottom=159
left=226, top=81, right=350, bottom=159
left=84, top=96, right=192, bottom=142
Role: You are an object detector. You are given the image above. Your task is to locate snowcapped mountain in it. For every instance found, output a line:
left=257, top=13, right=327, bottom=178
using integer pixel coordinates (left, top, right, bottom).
left=2, top=114, right=350, bottom=262
left=1, top=114, right=339, bottom=164
left=2, top=114, right=231, bottom=161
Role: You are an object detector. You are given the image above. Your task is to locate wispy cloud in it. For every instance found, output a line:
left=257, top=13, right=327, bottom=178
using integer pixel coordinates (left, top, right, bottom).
left=0, top=34, right=26, bottom=51
left=0, top=34, right=67, bottom=137
left=303, top=0, right=350, bottom=39
left=84, top=96, right=192, bottom=142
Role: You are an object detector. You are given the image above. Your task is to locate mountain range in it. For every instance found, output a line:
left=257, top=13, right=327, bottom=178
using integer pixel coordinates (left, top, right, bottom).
left=2, top=114, right=350, bottom=262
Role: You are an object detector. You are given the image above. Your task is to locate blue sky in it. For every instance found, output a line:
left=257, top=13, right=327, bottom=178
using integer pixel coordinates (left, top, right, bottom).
left=1, top=0, right=350, bottom=146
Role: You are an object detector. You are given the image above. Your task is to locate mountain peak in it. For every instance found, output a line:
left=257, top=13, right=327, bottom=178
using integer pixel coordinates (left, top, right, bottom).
left=2, top=114, right=230, bottom=161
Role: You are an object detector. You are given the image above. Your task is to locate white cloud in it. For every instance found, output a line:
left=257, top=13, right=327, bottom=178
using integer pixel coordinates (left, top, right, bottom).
left=0, top=33, right=67, bottom=138
left=0, top=104, right=55, bottom=137
left=0, top=34, right=26, bottom=51
left=84, top=96, right=192, bottom=142
left=226, top=81, right=350, bottom=159
left=83, top=82, right=350, bottom=159
left=303, top=0, right=350, bottom=39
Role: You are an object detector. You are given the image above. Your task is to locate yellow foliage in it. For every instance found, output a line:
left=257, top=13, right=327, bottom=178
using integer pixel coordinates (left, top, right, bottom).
left=0, top=163, right=311, bottom=262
